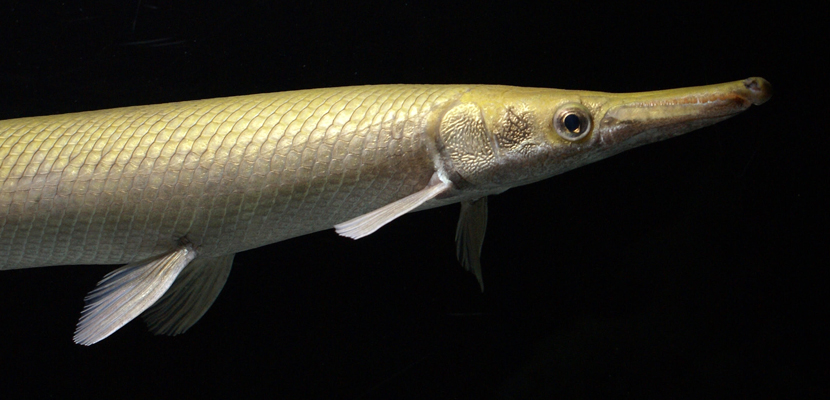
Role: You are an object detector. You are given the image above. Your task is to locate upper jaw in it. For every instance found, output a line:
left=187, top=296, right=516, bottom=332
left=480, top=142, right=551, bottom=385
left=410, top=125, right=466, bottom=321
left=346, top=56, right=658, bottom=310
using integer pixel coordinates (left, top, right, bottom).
left=596, top=77, right=772, bottom=147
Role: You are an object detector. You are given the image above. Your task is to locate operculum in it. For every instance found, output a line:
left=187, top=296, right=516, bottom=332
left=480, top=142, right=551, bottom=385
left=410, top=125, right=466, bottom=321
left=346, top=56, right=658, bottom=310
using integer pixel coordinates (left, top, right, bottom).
left=437, top=102, right=496, bottom=188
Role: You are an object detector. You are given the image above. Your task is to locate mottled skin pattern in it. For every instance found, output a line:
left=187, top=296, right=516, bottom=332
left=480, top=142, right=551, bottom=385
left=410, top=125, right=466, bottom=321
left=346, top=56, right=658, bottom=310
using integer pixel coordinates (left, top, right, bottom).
left=0, top=85, right=468, bottom=269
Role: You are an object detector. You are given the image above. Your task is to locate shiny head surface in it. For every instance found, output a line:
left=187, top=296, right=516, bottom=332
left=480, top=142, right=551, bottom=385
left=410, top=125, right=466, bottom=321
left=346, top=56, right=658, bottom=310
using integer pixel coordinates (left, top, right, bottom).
left=435, top=77, right=772, bottom=194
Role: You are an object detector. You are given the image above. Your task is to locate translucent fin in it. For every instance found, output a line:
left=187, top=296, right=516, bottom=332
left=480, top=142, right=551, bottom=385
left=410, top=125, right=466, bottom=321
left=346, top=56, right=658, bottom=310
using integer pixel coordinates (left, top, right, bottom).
left=335, top=180, right=452, bottom=239
left=142, top=253, right=234, bottom=336
left=456, top=197, right=488, bottom=291
left=73, top=245, right=196, bottom=345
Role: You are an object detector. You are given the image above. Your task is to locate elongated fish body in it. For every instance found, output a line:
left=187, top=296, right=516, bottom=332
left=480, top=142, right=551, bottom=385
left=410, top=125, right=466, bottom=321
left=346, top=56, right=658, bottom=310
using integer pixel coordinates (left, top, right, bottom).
left=0, top=79, right=771, bottom=344
left=0, top=86, right=467, bottom=268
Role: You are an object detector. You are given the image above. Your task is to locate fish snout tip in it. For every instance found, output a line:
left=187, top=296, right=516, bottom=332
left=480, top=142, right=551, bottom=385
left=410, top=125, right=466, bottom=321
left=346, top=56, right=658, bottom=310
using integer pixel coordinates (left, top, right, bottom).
left=743, top=77, right=772, bottom=105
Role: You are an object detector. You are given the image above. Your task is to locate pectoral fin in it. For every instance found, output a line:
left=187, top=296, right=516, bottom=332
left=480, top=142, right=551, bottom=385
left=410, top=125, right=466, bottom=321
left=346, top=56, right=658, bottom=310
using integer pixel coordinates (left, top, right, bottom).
left=456, top=197, right=488, bottom=291
left=142, top=253, right=234, bottom=336
left=335, top=177, right=452, bottom=239
left=74, top=244, right=197, bottom=345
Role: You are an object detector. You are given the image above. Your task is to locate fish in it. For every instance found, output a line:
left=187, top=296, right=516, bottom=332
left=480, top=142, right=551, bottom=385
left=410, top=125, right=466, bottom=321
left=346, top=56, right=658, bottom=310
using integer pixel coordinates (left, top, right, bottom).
left=0, top=77, right=772, bottom=345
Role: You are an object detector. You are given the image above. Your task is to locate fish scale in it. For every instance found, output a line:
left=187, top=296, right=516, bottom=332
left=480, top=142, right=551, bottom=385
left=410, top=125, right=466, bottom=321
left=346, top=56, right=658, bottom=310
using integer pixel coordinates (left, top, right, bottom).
left=1, top=85, right=463, bottom=269
left=0, top=79, right=771, bottom=344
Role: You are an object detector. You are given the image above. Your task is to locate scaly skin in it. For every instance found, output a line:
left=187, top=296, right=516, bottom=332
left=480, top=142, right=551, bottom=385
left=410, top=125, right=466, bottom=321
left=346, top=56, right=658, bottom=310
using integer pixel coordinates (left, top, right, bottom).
left=0, top=85, right=468, bottom=269
left=0, top=79, right=771, bottom=270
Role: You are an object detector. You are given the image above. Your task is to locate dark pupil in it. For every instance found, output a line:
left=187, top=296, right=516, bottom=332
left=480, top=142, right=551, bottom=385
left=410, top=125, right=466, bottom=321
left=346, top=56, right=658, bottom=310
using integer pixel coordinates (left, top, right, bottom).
left=563, top=113, right=581, bottom=133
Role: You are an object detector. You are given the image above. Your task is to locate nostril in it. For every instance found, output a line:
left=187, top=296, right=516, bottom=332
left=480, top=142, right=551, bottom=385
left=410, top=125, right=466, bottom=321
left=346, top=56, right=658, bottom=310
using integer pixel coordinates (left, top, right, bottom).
left=742, top=77, right=773, bottom=105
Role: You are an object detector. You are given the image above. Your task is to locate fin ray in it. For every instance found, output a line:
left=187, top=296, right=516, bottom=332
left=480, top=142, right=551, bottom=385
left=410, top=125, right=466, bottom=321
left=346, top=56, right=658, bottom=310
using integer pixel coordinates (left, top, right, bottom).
left=456, top=197, right=488, bottom=291
left=335, top=180, right=452, bottom=239
left=73, top=245, right=196, bottom=345
left=142, top=253, right=234, bottom=336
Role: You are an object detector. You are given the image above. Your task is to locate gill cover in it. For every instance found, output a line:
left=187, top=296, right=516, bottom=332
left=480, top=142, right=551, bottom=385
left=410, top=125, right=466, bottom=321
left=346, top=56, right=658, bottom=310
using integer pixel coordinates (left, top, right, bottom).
left=438, top=102, right=496, bottom=186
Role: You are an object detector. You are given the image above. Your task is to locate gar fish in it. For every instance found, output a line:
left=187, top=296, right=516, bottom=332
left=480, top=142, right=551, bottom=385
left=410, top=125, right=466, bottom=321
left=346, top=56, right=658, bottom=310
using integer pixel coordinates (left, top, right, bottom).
left=0, top=78, right=772, bottom=345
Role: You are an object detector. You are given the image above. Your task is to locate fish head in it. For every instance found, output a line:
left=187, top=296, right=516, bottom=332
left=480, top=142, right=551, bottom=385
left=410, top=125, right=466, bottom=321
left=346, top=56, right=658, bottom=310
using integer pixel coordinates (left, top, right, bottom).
left=436, top=77, right=771, bottom=194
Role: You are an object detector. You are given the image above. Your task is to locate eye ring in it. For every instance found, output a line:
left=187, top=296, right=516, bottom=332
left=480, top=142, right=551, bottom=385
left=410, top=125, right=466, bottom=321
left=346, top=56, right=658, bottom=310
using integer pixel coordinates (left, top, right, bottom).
left=553, top=104, right=593, bottom=142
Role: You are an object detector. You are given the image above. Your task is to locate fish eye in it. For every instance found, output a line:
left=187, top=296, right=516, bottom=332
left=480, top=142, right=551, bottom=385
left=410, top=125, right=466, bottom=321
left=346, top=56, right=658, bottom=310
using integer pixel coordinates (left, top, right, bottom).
left=553, top=104, right=592, bottom=141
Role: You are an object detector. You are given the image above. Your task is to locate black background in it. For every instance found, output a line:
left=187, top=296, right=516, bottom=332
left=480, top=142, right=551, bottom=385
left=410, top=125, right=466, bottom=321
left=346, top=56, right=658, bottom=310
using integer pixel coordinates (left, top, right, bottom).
left=0, top=2, right=825, bottom=398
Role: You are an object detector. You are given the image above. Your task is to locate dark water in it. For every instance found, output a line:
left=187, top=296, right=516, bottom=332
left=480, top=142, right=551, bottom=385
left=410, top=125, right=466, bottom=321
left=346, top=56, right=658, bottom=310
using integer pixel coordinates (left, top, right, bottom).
left=0, top=2, right=825, bottom=398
